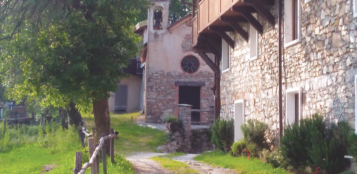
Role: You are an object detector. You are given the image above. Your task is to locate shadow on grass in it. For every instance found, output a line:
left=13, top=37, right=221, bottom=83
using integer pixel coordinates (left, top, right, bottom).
left=83, top=112, right=168, bottom=156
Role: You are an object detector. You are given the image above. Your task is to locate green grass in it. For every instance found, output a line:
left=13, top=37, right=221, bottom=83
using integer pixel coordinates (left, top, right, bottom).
left=83, top=112, right=168, bottom=156
left=0, top=118, right=136, bottom=174
left=194, top=151, right=289, bottom=174
left=151, top=156, right=199, bottom=174
left=160, top=152, right=186, bottom=158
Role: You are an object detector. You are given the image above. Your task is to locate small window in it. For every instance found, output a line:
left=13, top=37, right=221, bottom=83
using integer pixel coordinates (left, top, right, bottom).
left=234, top=100, right=245, bottom=142
left=284, top=0, right=301, bottom=47
left=222, top=38, right=230, bottom=72
left=286, top=87, right=302, bottom=125
left=181, top=56, right=199, bottom=73
left=153, top=7, right=163, bottom=30
left=249, top=23, right=258, bottom=60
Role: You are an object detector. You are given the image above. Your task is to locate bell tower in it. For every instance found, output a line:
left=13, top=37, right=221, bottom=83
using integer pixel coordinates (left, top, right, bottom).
left=147, top=0, right=170, bottom=33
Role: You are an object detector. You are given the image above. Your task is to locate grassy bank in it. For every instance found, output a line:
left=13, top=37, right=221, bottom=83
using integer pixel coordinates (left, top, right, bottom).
left=83, top=112, right=168, bottom=156
left=151, top=156, right=198, bottom=174
left=194, top=151, right=289, bottom=174
left=0, top=112, right=164, bottom=173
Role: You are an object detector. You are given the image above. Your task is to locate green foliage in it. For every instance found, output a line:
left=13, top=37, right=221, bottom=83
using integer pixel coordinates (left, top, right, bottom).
left=348, top=133, right=357, bottom=159
left=241, top=119, right=269, bottom=150
left=262, top=149, right=286, bottom=168
left=231, top=139, right=247, bottom=157
left=164, top=116, right=179, bottom=123
left=169, top=0, right=192, bottom=23
left=194, top=151, right=289, bottom=174
left=0, top=0, right=147, bottom=113
left=281, top=114, right=352, bottom=174
left=211, top=119, right=234, bottom=153
left=151, top=156, right=199, bottom=174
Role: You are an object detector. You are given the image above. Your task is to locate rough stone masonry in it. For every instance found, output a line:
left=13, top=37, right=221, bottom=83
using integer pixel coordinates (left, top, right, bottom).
left=219, top=0, right=357, bottom=144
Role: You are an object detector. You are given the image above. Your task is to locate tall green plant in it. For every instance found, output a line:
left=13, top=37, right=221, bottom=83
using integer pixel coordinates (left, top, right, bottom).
left=211, top=119, right=234, bottom=153
left=240, top=119, right=269, bottom=150
left=281, top=114, right=352, bottom=174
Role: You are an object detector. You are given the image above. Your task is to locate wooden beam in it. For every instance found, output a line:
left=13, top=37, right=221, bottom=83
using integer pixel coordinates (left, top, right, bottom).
left=232, top=6, right=263, bottom=34
left=220, top=16, right=247, bottom=23
left=208, top=25, right=235, bottom=32
left=201, top=38, right=221, bottom=57
left=244, top=0, right=276, bottom=27
left=209, top=27, right=235, bottom=48
left=196, top=51, right=220, bottom=77
left=205, top=37, right=222, bottom=56
left=220, top=17, right=249, bottom=42
left=253, top=0, right=275, bottom=5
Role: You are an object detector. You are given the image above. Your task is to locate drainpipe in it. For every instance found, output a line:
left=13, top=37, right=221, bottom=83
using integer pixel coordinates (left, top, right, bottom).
left=278, top=0, right=283, bottom=139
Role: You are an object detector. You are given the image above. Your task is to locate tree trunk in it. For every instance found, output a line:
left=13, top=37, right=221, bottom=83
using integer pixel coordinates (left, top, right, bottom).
left=93, top=98, right=110, bottom=154
left=67, top=101, right=82, bottom=128
left=59, top=108, right=68, bottom=129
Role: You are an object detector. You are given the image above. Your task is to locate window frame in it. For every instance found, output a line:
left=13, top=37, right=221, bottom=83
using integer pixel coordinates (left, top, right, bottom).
left=234, top=100, right=245, bottom=142
left=284, top=0, right=301, bottom=48
left=249, top=24, right=259, bottom=61
left=285, top=87, right=302, bottom=126
left=221, top=38, right=230, bottom=73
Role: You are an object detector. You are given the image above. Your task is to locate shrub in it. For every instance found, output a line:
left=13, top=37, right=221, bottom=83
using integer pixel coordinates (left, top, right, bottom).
left=281, top=114, right=352, bottom=174
left=246, top=143, right=261, bottom=157
left=164, top=116, right=179, bottom=123
left=232, top=139, right=246, bottom=156
left=262, top=149, right=285, bottom=168
left=211, top=119, right=234, bottom=153
left=240, top=119, right=269, bottom=151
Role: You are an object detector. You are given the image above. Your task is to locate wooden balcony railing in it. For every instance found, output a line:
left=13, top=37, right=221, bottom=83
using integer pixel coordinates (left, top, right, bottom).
left=197, top=0, right=239, bottom=33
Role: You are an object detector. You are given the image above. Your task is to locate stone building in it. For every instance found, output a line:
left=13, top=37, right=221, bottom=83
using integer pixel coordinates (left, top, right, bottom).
left=137, top=0, right=215, bottom=123
left=192, top=0, right=357, bottom=143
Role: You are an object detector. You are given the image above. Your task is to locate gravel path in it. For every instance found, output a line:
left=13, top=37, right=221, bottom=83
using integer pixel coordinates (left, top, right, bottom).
left=127, top=152, right=237, bottom=174
left=173, top=154, right=238, bottom=174
left=127, top=152, right=174, bottom=174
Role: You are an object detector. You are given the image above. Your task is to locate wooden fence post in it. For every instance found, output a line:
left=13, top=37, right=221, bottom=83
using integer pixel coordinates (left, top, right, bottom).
left=80, top=129, right=85, bottom=148
left=101, top=133, right=107, bottom=174
left=73, top=152, right=83, bottom=174
left=3, top=119, right=6, bottom=135
left=92, top=126, right=95, bottom=140
left=88, top=138, right=98, bottom=174
left=110, top=128, right=115, bottom=163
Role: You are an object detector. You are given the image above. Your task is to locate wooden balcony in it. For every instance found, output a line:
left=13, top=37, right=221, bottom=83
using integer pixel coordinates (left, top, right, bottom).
left=192, top=0, right=276, bottom=52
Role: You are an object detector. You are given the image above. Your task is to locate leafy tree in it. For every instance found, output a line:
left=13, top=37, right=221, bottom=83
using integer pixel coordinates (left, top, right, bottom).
left=0, top=0, right=147, bottom=145
left=169, top=0, right=192, bottom=24
left=136, top=0, right=192, bottom=24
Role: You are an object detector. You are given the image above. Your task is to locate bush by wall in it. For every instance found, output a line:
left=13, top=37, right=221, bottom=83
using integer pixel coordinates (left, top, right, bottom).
left=211, top=119, right=234, bottom=153
left=231, top=139, right=246, bottom=156
left=281, top=114, right=352, bottom=174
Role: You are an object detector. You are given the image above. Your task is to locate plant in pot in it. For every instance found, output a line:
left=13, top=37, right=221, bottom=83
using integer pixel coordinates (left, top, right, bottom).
left=164, top=116, right=181, bottom=132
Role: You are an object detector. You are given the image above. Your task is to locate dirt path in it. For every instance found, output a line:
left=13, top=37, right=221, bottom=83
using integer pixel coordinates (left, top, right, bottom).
left=127, top=152, right=174, bottom=174
left=127, top=152, right=237, bottom=174
left=173, top=154, right=238, bottom=174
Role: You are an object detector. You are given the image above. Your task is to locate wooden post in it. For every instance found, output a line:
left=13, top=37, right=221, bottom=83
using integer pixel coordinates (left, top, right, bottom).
left=88, top=138, right=98, bottom=174
left=3, top=119, right=6, bottom=135
left=80, top=131, right=85, bottom=148
left=74, top=152, right=83, bottom=174
left=101, top=133, right=107, bottom=174
left=92, top=126, right=95, bottom=139
left=110, top=128, right=115, bottom=163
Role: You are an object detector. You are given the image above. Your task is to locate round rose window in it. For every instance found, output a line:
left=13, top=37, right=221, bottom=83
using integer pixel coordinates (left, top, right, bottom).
left=181, top=56, right=199, bottom=73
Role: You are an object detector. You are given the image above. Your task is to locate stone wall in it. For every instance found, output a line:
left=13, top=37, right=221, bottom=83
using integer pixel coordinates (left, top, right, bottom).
left=220, top=0, right=357, bottom=144
left=146, top=71, right=214, bottom=123
left=157, top=129, right=213, bottom=153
